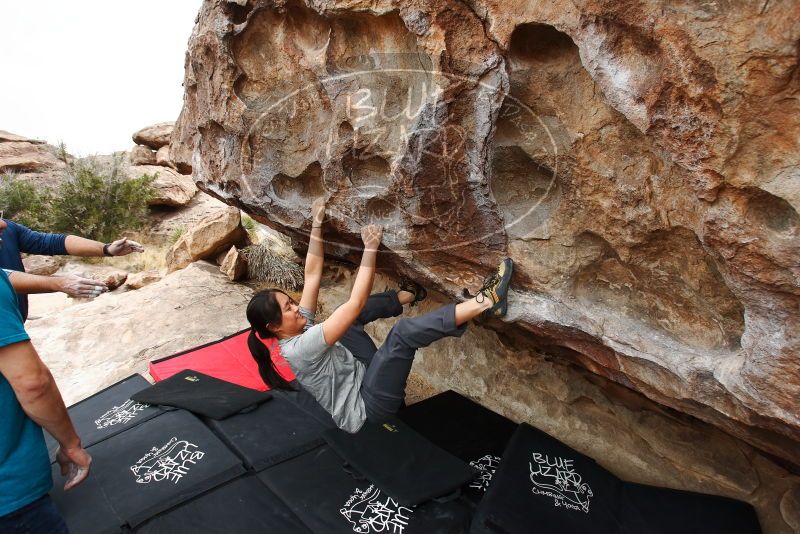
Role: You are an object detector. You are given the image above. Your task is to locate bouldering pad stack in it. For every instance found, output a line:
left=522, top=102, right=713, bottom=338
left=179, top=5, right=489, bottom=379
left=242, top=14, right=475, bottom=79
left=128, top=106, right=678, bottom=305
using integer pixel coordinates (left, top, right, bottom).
left=45, top=334, right=761, bottom=534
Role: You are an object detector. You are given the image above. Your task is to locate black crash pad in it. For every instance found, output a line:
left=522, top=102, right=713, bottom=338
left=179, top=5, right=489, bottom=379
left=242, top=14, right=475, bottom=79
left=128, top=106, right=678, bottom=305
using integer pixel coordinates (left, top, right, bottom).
left=399, top=390, right=518, bottom=501
left=323, top=417, right=476, bottom=507
left=471, top=423, right=623, bottom=534
left=134, top=475, right=311, bottom=533
left=206, top=392, right=331, bottom=471
left=50, top=409, right=245, bottom=531
left=45, top=374, right=163, bottom=461
left=48, top=461, right=122, bottom=534
left=259, top=445, right=473, bottom=534
left=131, top=369, right=272, bottom=420
left=619, top=481, right=761, bottom=534
left=471, top=423, right=762, bottom=534
left=272, top=386, right=338, bottom=428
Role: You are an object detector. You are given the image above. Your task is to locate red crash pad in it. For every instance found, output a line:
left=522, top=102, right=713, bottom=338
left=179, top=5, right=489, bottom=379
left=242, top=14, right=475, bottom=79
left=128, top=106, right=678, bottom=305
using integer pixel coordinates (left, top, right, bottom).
left=149, top=329, right=295, bottom=391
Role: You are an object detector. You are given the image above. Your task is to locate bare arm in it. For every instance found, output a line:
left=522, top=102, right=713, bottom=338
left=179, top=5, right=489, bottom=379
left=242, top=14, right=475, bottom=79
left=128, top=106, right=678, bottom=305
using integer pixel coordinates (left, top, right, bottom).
left=7, top=270, right=107, bottom=298
left=64, top=235, right=104, bottom=256
left=7, top=270, right=62, bottom=294
left=65, top=235, right=144, bottom=257
left=299, top=198, right=326, bottom=312
left=321, top=225, right=382, bottom=346
left=0, top=340, right=91, bottom=489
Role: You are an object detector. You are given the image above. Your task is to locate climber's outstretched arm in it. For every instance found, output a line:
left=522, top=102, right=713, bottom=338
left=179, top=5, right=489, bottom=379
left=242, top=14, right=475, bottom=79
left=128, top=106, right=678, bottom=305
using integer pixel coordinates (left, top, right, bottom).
left=299, top=197, right=326, bottom=312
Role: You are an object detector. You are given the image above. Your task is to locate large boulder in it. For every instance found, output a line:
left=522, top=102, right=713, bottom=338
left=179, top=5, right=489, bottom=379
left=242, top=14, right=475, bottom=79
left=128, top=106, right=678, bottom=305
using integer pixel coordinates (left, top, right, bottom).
left=125, top=270, right=163, bottom=290
left=173, top=0, right=800, bottom=476
left=129, top=144, right=157, bottom=165
left=132, top=122, right=174, bottom=149
left=145, top=191, right=231, bottom=243
left=166, top=206, right=247, bottom=272
left=220, top=245, right=247, bottom=281
left=21, top=255, right=62, bottom=276
left=128, top=164, right=197, bottom=206
left=155, top=145, right=174, bottom=168
left=27, top=261, right=253, bottom=405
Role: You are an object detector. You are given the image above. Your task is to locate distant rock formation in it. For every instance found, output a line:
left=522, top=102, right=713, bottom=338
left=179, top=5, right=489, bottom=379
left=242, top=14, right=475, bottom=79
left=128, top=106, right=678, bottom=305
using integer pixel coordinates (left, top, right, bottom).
left=129, top=121, right=198, bottom=206
left=0, top=130, right=68, bottom=188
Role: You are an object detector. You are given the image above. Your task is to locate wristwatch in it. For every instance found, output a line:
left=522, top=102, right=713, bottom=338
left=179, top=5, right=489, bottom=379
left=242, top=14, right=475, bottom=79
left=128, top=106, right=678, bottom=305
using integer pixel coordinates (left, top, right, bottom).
left=102, top=243, right=113, bottom=257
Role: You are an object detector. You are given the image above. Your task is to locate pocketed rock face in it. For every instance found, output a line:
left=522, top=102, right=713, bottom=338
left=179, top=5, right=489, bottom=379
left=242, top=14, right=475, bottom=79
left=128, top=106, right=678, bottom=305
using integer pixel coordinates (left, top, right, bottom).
left=174, top=0, right=800, bottom=486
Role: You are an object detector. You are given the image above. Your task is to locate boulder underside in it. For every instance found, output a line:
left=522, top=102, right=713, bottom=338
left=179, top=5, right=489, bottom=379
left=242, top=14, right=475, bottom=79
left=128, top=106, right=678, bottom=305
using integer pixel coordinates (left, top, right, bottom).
left=172, top=0, right=800, bottom=479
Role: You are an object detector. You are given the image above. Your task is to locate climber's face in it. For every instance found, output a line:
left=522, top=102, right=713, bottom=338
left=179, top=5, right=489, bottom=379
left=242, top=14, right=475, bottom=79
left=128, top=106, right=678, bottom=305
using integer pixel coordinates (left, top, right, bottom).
left=269, top=292, right=307, bottom=338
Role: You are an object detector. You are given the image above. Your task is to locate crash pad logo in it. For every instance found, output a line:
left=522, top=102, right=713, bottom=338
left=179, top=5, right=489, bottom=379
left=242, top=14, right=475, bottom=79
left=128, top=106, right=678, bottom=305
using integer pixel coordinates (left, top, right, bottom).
left=529, top=452, right=593, bottom=513
left=130, top=437, right=205, bottom=485
left=469, top=454, right=501, bottom=492
left=340, top=484, right=413, bottom=533
left=94, top=399, right=149, bottom=429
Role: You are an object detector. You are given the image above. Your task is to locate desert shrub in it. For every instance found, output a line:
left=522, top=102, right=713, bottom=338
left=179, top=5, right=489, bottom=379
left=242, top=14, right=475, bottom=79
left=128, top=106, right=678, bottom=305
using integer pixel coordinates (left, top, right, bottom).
left=1, top=152, right=156, bottom=241
left=168, top=226, right=186, bottom=246
left=241, top=213, right=261, bottom=243
left=48, top=155, right=156, bottom=242
left=242, top=214, right=256, bottom=232
left=242, top=242, right=303, bottom=289
left=0, top=173, right=52, bottom=228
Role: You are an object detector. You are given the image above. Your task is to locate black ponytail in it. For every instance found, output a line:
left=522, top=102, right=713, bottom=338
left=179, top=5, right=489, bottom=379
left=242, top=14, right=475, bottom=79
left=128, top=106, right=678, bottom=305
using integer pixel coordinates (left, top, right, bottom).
left=246, top=289, right=295, bottom=390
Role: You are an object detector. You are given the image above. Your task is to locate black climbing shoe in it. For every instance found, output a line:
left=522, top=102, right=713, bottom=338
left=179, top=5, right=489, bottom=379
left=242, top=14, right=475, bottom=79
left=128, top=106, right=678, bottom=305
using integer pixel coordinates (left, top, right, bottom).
left=476, top=258, right=513, bottom=318
left=398, top=278, right=427, bottom=307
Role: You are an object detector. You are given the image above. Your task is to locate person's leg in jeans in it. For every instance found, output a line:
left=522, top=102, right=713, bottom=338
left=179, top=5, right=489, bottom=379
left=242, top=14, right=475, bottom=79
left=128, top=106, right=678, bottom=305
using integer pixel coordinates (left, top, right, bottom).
left=359, top=258, right=514, bottom=421
left=339, top=290, right=416, bottom=368
left=0, top=495, right=70, bottom=534
left=360, top=298, right=490, bottom=421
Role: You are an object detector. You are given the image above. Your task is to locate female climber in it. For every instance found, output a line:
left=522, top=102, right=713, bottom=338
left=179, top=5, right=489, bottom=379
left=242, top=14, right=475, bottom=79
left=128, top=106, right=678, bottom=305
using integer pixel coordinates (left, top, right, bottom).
left=246, top=198, right=513, bottom=433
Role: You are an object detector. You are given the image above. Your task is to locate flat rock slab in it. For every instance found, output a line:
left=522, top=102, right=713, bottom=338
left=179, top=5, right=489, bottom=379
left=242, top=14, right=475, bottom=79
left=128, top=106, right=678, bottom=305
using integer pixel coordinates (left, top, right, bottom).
left=27, top=261, right=253, bottom=405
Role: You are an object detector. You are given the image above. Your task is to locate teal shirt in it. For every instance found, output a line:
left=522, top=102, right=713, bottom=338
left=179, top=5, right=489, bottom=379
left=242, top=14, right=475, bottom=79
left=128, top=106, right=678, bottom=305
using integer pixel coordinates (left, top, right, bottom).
left=0, top=269, right=51, bottom=516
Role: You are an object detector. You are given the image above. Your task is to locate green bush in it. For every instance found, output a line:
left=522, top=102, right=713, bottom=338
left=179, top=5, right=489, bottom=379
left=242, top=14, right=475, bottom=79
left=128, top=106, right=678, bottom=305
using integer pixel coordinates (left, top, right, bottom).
left=241, top=214, right=256, bottom=232
left=0, top=173, right=52, bottom=228
left=49, top=157, right=156, bottom=242
left=0, top=153, right=156, bottom=242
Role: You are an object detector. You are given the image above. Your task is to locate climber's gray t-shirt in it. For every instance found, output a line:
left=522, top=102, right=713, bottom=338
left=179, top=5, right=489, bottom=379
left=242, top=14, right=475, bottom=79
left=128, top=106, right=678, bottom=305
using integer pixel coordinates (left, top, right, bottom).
left=279, top=306, right=367, bottom=433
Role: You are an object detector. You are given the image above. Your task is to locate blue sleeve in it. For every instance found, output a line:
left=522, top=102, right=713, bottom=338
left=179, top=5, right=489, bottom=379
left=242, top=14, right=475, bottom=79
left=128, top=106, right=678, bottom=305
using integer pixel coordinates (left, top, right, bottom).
left=10, top=221, right=68, bottom=256
left=0, top=271, right=29, bottom=348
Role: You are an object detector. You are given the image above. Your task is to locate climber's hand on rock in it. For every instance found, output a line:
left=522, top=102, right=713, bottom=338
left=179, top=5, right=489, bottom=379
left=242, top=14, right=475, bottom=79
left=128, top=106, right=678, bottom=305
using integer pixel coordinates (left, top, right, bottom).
left=361, top=224, right=383, bottom=250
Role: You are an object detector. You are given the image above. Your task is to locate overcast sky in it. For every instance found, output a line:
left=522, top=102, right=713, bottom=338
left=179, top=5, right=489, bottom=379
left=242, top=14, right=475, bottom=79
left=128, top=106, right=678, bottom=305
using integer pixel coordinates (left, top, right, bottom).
left=0, top=1, right=202, bottom=156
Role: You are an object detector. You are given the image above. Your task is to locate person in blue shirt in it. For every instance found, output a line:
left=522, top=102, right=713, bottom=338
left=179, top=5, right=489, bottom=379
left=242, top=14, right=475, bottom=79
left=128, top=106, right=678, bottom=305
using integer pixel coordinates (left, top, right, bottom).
left=0, top=217, right=144, bottom=320
left=0, top=217, right=92, bottom=533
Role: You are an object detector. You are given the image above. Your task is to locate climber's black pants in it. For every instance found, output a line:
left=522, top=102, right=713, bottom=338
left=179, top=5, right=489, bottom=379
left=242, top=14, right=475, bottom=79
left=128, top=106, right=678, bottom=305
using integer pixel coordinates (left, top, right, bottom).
left=341, top=292, right=468, bottom=422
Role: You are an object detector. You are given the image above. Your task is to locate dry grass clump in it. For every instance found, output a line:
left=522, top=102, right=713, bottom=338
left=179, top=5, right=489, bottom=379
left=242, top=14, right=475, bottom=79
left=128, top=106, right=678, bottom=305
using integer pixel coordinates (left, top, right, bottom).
left=242, top=242, right=303, bottom=290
